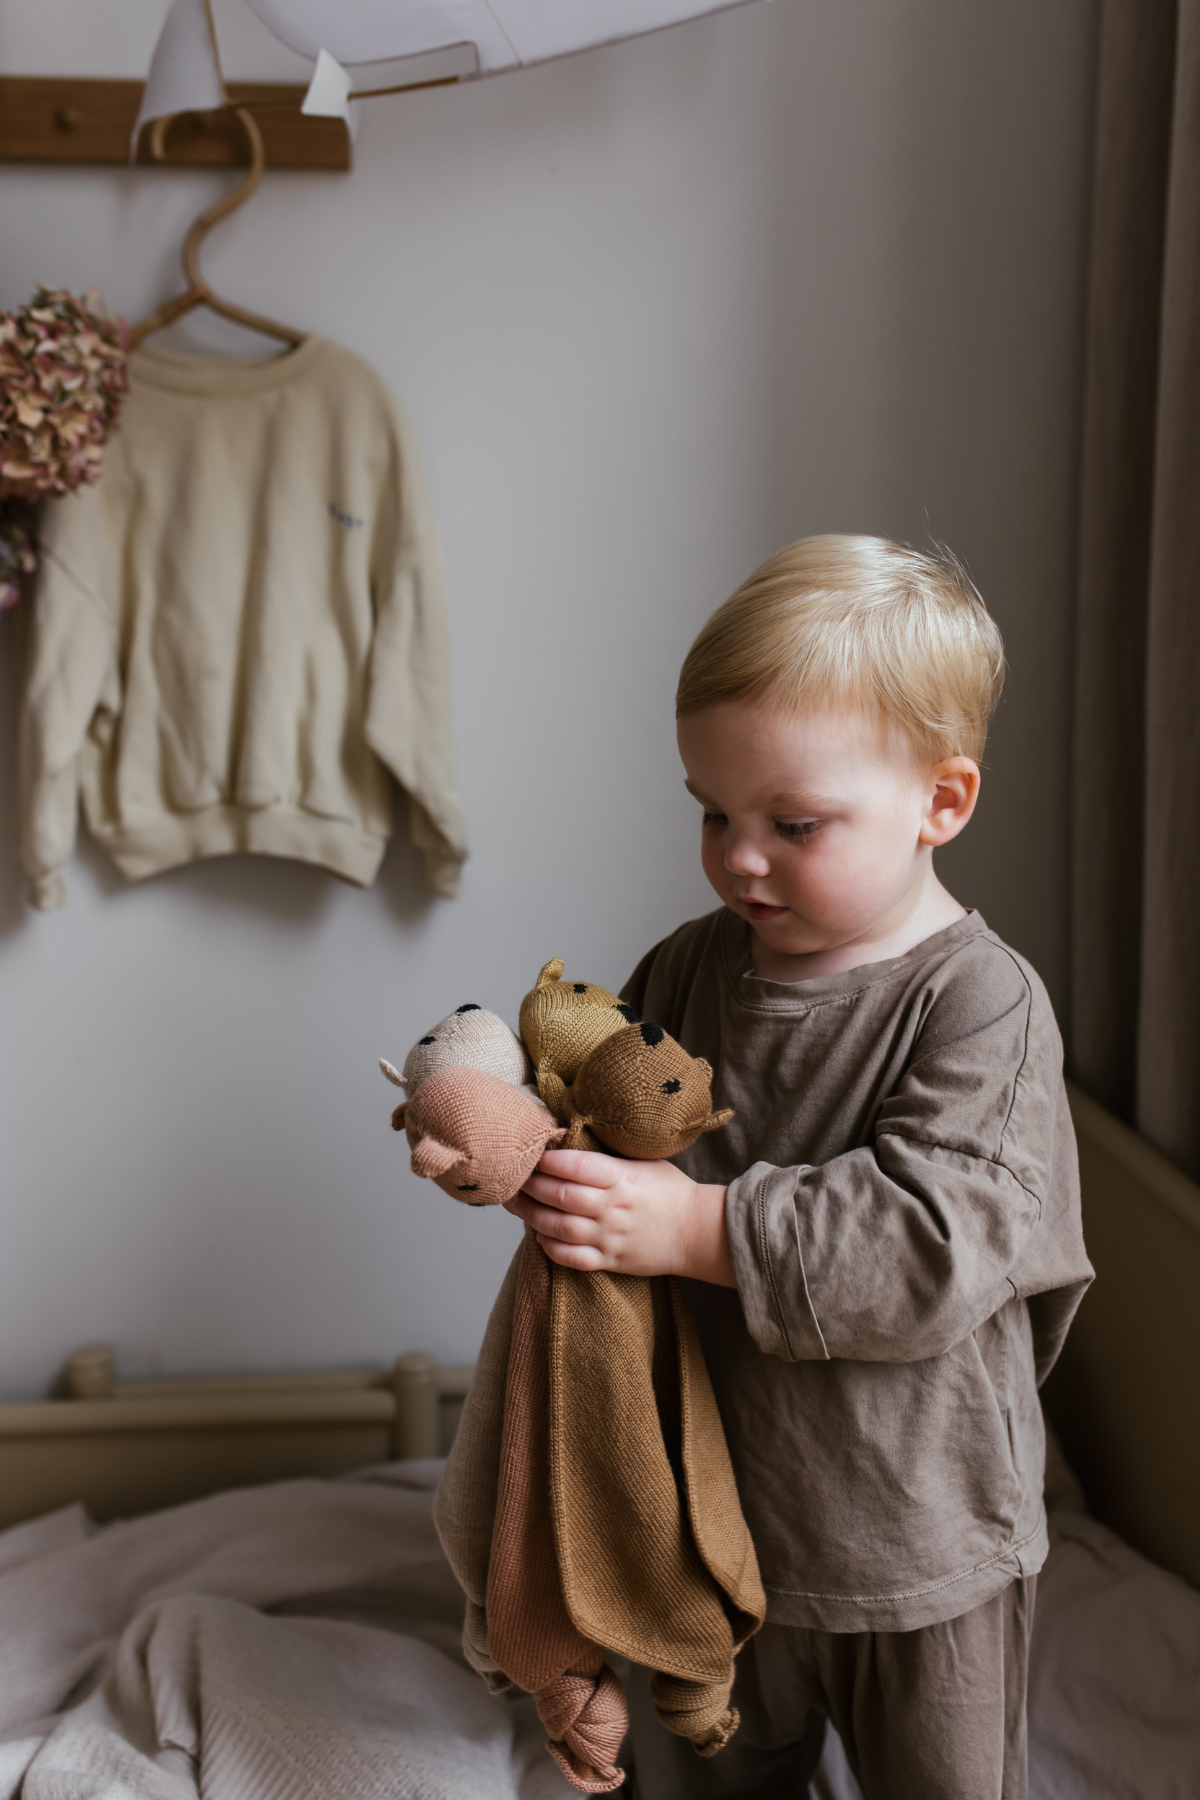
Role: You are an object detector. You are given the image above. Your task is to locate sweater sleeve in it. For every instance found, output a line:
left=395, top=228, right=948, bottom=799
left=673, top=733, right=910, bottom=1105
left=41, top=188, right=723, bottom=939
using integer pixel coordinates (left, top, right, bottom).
left=725, top=954, right=1063, bottom=1365
left=363, top=406, right=467, bottom=899
left=17, top=496, right=119, bottom=911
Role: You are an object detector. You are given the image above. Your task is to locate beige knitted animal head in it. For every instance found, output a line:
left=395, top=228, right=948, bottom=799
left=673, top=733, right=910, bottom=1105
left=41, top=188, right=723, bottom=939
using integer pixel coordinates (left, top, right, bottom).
left=380, top=1003, right=532, bottom=1102
left=392, top=1065, right=565, bottom=1206
left=562, top=1019, right=733, bottom=1159
left=518, top=959, right=639, bottom=1121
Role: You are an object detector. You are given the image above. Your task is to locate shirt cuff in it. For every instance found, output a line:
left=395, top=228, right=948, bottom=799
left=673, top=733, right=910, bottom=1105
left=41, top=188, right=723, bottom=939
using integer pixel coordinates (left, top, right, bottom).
left=726, top=1162, right=830, bottom=1363
left=27, top=869, right=68, bottom=910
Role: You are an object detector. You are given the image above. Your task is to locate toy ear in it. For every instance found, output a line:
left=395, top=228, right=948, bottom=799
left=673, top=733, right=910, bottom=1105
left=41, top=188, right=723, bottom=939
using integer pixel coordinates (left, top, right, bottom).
left=702, top=1108, right=734, bottom=1132
left=536, top=959, right=565, bottom=988
left=561, top=1118, right=592, bottom=1151
left=391, top=1102, right=408, bottom=1132
left=410, top=1135, right=462, bottom=1179
left=695, top=1058, right=713, bottom=1081
left=380, top=1058, right=404, bottom=1089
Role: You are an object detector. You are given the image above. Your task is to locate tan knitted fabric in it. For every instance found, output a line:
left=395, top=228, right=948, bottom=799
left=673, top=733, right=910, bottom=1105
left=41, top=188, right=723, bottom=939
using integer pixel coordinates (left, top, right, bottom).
left=562, top=1019, right=733, bottom=1158
left=518, top=960, right=638, bottom=1120
left=435, top=1235, right=766, bottom=1793
left=487, top=1234, right=627, bottom=1792
left=381, top=1003, right=532, bottom=1099
left=393, top=1067, right=565, bottom=1205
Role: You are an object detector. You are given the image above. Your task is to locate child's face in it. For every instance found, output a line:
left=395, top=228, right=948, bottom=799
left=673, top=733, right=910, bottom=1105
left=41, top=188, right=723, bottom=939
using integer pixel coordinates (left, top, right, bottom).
left=676, top=701, right=975, bottom=964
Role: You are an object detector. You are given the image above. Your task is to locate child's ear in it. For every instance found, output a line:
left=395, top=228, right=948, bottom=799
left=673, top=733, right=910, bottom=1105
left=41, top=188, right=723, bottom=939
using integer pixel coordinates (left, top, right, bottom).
left=410, top=1135, right=461, bottom=1179
left=919, top=757, right=981, bottom=847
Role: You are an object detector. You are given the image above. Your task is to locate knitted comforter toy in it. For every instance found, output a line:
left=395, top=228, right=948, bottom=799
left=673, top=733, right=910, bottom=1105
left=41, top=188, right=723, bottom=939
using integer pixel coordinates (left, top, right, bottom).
left=392, top=1067, right=565, bottom=1206
left=519, top=959, right=639, bottom=1120
left=381, top=962, right=764, bottom=1794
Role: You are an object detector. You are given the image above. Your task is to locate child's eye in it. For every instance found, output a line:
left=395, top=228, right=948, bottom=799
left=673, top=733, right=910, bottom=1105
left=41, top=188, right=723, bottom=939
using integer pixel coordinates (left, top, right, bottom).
left=775, top=820, right=819, bottom=842
left=701, top=810, right=727, bottom=828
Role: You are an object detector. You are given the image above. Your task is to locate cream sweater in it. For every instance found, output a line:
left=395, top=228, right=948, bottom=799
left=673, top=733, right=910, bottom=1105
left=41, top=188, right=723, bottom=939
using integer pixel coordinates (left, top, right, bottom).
left=18, top=337, right=467, bottom=909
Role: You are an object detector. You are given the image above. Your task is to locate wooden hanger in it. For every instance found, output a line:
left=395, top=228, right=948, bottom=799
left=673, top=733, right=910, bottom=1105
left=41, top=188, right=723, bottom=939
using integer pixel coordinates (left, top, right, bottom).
left=130, top=106, right=305, bottom=350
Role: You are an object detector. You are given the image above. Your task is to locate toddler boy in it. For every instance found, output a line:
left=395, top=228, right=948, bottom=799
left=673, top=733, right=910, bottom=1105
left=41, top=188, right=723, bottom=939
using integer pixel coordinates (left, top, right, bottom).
left=508, top=535, right=1093, bottom=1800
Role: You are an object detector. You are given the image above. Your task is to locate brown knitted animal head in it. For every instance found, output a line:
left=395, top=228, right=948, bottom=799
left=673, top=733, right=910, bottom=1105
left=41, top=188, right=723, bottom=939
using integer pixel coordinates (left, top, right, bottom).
left=518, top=958, right=639, bottom=1121
left=562, top=1020, right=733, bottom=1159
left=392, top=1065, right=565, bottom=1205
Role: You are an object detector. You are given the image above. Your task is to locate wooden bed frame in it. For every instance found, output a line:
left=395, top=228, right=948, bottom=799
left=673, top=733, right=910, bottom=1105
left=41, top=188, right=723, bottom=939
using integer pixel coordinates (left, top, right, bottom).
left=1045, top=1082, right=1200, bottom=1590
left=1, top=1083, right=1196, bottom=1594
left=0, top=1348, right=472, bottom=1530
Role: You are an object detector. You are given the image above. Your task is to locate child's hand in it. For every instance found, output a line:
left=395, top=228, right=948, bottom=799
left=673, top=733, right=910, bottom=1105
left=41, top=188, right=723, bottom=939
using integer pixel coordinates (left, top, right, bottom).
left=505, top=1148, right=736, bottom=1287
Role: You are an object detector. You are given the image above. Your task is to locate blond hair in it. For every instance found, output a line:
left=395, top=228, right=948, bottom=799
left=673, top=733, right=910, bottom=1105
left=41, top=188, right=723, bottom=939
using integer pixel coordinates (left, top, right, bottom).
left=675, top=534, right=1005, bottom=765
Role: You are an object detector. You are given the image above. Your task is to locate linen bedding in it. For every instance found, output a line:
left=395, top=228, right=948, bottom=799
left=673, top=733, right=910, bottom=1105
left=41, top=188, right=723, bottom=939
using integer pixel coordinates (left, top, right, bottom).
left=0, top=1444, right=1194, bottom=1800
left=0, top=1461, right=571, bottom=1800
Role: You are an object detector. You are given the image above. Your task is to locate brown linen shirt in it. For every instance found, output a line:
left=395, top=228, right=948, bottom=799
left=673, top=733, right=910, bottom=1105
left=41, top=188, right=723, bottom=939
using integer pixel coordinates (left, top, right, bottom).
left=621, top=907, right=1093, bottom=1634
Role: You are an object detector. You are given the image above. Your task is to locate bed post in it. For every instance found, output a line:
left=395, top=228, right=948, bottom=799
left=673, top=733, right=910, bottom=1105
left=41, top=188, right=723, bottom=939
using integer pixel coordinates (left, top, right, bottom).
left=393, top=1352, right=439, bottom=1458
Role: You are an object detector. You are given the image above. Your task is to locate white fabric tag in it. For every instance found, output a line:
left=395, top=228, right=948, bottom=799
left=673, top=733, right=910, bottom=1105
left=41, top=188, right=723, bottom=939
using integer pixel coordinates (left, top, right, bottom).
left=132, top=0, right=226, bottom=156
left=301, top=48, right=354, bottom=120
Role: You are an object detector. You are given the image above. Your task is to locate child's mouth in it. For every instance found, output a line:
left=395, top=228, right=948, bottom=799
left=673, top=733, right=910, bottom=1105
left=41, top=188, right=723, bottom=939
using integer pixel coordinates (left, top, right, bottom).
left=742, top=900, right=787, bottom=921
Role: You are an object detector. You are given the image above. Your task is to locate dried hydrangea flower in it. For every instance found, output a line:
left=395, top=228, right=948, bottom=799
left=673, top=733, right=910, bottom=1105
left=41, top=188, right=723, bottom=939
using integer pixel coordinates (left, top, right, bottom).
left=0, top=285, right=130, bottom=609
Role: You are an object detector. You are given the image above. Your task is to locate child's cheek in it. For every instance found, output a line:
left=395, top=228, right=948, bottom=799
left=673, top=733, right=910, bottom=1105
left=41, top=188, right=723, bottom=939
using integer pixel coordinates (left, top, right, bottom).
left=699, top=830, right=730, bottom=898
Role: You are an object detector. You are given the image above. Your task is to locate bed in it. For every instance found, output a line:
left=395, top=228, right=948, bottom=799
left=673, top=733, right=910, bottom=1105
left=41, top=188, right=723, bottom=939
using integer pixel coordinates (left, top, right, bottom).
left=0, top=1081, right=1196, bottom=1799
left=0, top=1346, right=472, bottom=1530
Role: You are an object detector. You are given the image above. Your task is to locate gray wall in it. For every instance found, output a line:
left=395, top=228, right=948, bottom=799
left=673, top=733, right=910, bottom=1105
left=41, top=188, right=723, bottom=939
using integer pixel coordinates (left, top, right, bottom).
left=0, top=0, right=1096, bottom=1397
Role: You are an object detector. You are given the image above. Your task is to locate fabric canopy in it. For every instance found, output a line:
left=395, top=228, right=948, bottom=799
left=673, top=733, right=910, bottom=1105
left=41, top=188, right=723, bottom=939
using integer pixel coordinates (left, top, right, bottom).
left=137, top=0, right=764, bottom=136
left=243, top=0, right=760, bottom=74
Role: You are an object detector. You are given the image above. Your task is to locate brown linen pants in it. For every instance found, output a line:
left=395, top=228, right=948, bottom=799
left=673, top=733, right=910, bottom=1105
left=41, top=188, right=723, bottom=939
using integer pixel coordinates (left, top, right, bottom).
left=625, top=1576, right=1036, bottom=1800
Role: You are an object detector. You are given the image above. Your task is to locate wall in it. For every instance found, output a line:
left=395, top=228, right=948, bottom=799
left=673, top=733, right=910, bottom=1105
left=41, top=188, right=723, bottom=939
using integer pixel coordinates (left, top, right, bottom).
left=0, top=0, right=1097, bottom=1398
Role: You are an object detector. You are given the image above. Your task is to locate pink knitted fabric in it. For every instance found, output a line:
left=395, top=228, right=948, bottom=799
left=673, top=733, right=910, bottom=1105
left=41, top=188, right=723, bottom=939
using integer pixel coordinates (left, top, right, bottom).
left=395, top=1066, right=565, bottom=1205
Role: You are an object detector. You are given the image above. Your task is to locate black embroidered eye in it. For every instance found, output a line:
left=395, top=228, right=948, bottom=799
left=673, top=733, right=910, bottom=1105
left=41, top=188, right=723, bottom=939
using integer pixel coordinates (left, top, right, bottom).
left=662, top=1078, right=682, bottom=1094
left=573, top=983, right=588, bottom=993
left=455, top=1003, right=481, bottom=1013
left=418, top=1036, right=436, bottom=1045
left=457, top=1183, right=480, bottom=1191
left=639, top=1020, right=665, bottom=1048
left=615, top=1003, right=640, bottom=1023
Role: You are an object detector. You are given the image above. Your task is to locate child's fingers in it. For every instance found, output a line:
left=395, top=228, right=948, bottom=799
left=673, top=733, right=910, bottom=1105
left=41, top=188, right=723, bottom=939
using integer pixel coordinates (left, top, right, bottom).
left=520, top=1169, right=608, bottom=1215
left=537, top=1147, right=623, bottom=1187
left=507, top=1193, right=603, bottom=1246
left=536, top=1233, right=607, bottom=1272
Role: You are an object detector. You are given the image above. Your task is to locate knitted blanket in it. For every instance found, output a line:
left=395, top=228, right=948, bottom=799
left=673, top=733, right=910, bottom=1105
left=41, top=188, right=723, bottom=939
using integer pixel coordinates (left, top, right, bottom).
left=434, top=1234, right=766, bottom=1793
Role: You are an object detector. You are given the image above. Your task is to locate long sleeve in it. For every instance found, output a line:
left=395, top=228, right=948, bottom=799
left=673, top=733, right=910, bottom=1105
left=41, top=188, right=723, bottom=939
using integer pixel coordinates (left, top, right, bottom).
left=617, top=907, right=1091, bottom=1630
left=17, top=494, right=119, bottom=910
left=725, top=961, right=1060, bottom=1365
left=363, top=410, right=467, bottom=899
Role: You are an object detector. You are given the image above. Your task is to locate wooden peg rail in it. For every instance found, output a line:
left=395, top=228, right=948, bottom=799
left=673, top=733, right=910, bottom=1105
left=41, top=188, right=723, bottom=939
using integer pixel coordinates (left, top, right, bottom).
left=0, top=77, right=351, bottom=171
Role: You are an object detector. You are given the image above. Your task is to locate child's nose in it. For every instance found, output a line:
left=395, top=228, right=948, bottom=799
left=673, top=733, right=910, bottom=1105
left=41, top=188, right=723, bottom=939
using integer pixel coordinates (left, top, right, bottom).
left=724, top=833, right=771, bottom=878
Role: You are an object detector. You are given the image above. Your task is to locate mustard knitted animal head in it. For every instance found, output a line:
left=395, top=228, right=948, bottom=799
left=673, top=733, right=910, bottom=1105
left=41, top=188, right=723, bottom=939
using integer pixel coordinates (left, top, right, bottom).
left=518, top=958, right=639, bottom=1121
left=380, top=1003, right=532, bottom=1107
left=562, top=1019, right=733, bottom=1159
left=393, top=1065, right=565, bottom=1206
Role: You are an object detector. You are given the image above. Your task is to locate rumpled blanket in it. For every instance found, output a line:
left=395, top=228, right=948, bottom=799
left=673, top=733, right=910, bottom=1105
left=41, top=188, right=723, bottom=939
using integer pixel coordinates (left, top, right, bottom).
left=0, top=1462, right=573, bottom=1800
